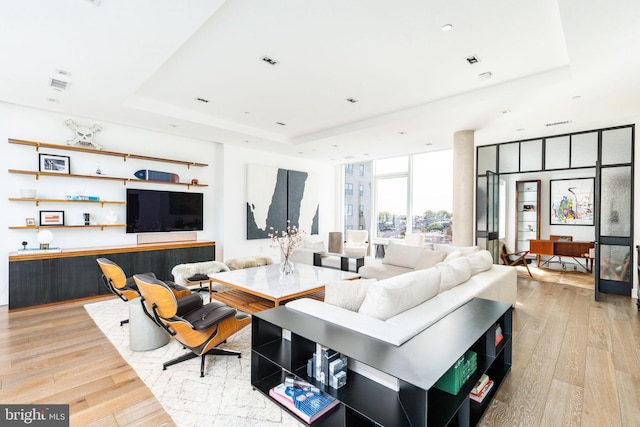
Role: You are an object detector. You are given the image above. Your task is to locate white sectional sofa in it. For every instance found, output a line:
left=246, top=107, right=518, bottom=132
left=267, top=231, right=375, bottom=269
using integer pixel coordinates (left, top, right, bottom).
left=286, top=249, right=516, bottom=346
left=358, top=240, right=481, bottom=280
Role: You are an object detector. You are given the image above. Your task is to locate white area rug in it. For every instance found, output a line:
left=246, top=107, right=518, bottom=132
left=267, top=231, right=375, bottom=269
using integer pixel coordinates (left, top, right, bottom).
left=84, top=298, right=303, bottom=427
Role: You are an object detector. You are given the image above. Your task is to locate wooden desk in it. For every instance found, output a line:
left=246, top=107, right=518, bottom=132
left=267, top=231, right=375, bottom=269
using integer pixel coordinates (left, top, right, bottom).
left=529, top=239, right=595, bottom=272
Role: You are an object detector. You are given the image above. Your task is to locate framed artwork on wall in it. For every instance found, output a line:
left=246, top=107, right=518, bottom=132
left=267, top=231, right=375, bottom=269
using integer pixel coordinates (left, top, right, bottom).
left=40, top=210, right=65, bottom=226
left=39, top=153, right=70, bottom=174
left=550, top=178, right=594, bottom=225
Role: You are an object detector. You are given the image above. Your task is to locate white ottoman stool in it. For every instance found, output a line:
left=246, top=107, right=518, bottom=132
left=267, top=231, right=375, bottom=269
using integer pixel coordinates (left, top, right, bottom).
left=128, top=300, right=170, bottom=351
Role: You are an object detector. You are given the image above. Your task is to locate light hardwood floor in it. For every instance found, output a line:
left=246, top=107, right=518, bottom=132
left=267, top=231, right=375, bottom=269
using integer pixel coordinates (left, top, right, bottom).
left=1, top=272, right=638, bottom=427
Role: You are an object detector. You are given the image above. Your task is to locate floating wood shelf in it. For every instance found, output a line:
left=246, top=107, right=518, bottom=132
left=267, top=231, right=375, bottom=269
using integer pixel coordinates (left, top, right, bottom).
left=8, top=169, right=207, bottom=188
left=8, top=138, right=208, bottom=168
left=8, top=197, right=126, bottom=207
left=9, top=224, right=126, bottom=231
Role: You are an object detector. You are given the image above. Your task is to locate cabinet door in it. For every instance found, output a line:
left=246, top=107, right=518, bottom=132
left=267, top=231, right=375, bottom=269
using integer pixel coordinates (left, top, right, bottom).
left=9, top=259, right=58, bottom=309
left=516, top=180, right=540, bottom=255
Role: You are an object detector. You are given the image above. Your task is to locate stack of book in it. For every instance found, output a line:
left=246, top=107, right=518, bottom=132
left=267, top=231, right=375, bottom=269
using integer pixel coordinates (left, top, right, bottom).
left=469, top=374, right=494, bottom=403
left=269, top=377, right=340, bottom=424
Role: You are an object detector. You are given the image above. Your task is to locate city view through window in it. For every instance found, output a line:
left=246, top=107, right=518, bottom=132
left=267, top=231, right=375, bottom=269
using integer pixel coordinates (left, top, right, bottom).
left=343, top=150, right=453, bottom=245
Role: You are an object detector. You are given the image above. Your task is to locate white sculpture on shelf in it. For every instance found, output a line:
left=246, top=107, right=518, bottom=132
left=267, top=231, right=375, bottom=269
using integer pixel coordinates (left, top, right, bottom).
left=65, top=119, right=103, bottom=150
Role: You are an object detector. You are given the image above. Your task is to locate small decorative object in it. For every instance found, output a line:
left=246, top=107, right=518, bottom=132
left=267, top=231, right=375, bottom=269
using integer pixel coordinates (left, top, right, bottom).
left=96, top=166, right=104, bottom=175
left=21, top=241, right=28, bottom=250
left=39, top=153, right=70, bottom=174
left=83, top=213, right=90, bottom=225
left=106, top=211, right=118, bottom=224
left=269, top=221, right=303, bottom=275
left=20, top=189, right=36, bottom=198
left=134, top=169, right=180, bottom=183
left=65, top=118, right=103, bottom=150
left=191, top=178, right=199, bottom=185
left=39, top=210, right=64, bottom=226
left=37, top=229, right=54, bottom=249
left=25, top=218, right=36, bottom=226
left=527, top=224, right=533, bottom=231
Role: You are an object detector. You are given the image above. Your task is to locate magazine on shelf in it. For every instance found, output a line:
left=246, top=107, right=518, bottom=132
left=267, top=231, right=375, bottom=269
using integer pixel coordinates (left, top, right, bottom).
left=469, top=379, right=494, bottom=403
left=269, top=379, right=339, bottom=423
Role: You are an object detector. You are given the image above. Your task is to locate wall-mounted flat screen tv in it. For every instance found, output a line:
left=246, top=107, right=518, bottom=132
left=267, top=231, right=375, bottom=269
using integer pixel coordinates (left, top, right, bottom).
left=126, top=188, right=203, bottom=233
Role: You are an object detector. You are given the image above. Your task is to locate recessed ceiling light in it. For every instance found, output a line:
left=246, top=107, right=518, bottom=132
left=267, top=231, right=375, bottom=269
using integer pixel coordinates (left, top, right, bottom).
left=442, top=24, right=453, bottom=32
left=332, top=144, right=339, bottom=148
left=346, top=98, right=358, bottom=103
left=84, top=0, right=101, bottom=6
left=572, top=95, right=582, bottom=100
left=298, top=152, right=304, bottom=155
left=55, top=69, right=72, bottom=77
left=545, top=120, right=572, bottom=127
left=466, top=55, right=480, bottom=65
left=425, top=143, right=432, bottom=146
left=169, top=124, right=178, bottom=128
left=261, top=56, right=279, bottom=66
left=243, top=140, right=250, bottom=143
left=49, top=78, right=70, bottom=91
left=478, top=72, right=492, bottom=80
left=398, top=131, right=407, bottom=135
left=275, top=122, right=286, bottom=126
left=195, top=97, right=209, bottom=103
left=500, top=109, right=511, bottom=114
left=47, top=98, right=59, bottom=103
left=516, top=128, right=525, bottom=131
left=244, top=111, right=251, bottom=114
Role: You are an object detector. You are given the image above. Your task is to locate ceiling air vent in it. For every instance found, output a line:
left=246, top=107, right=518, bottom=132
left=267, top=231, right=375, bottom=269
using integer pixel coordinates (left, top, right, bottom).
left=466, top=55, right=480, bottom=64
left=261, top=56, right=279, bottom=66
left=49, top=78, right=69, bottom=91
left=545, top=120, right=571, bottom=127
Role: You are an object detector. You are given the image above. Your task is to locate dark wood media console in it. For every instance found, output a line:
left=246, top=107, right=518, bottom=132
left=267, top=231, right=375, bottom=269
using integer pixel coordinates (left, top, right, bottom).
left=252, top=298, right=512, bottom=426
left=8, top=240, right=215, bottom=309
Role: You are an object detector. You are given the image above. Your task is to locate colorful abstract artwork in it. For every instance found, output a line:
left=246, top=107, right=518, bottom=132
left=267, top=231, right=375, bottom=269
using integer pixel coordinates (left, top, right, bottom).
left=550, top=178, right=594, bottom=225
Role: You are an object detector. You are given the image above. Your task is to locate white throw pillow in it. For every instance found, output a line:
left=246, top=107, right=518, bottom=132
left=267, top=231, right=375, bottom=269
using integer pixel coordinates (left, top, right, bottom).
left=444, top=250, right=463, bottom=262
left=358, top=268, right=441, bottom=320
left=415, top=249, right=447, bottom=270
left=436, top=257, right=472, bottom=292
left=434, top=244, right=480, bottom=256
left=324, top=279, right=376, bottom=311
left=382, top=241, right=424, bottom=269
left=303, top=235, right=326, bottom=252
left=466, top=250, right=494, bottom=275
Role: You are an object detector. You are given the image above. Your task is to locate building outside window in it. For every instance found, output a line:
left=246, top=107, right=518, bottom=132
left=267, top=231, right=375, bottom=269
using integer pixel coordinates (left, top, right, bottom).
left=359, top=184, right=364, bottom=197
left=345, top=164, right=354, bottom=175
left=345, top=204, right=353, bottom=216
left=359, top=164, right=365, bottom=176
left=345, top=183, right=353, bottom=196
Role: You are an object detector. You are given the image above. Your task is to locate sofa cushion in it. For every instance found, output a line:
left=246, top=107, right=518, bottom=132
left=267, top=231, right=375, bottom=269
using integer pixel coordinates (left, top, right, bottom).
left=415, top=249, right=447, bottom=270
left=436, top=257, right=471, bottom=292
left=382, top=241, right=424, bottom=269
left=435, top=244, right=480, bottom=256
left=358, top=268, right=441, bottom=320
left=467, top=250, right=494, bottom=275
left=358, top=262, right=414, bottom=280
left=444, top=250, right=463, bottom=263
left=324, top=279, right=377, bottom=311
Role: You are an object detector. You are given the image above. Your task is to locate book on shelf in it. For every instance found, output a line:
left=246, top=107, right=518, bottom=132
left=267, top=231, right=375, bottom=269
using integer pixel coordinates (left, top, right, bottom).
left=495, top=324, right=503, bottom=346
left=469, top=379, right=494, bottom=403
left=471, top=373, right=490, bottom=395
left=312, top=343, right=348, bottom=388
left=269, top=378, right=340, bottom=424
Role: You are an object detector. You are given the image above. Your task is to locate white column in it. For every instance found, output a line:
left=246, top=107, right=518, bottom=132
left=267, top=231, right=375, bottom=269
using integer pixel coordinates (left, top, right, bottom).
left=452, top=130, right=475, bottom=246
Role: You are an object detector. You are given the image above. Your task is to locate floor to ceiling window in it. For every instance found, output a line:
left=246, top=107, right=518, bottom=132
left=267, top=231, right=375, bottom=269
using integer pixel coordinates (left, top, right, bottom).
left=342, top=150, right=453, bottom=243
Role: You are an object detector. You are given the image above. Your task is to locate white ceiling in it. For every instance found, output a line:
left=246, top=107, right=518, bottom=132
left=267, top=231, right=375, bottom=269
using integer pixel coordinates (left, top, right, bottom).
left=2, top=0, right=639, bottom=163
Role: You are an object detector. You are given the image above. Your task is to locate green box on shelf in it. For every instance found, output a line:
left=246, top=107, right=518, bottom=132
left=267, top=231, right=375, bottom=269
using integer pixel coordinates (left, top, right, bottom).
left=434, top=350, right=477, bottom=395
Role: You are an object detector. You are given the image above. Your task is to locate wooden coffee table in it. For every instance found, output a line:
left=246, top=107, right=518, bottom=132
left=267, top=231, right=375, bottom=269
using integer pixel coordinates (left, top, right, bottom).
left=208, top=262, right=359, bottom=314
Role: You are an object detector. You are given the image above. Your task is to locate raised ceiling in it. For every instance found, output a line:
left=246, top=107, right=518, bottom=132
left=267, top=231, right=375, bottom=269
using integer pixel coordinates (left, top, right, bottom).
left=1, top=0, right=639, bottom=162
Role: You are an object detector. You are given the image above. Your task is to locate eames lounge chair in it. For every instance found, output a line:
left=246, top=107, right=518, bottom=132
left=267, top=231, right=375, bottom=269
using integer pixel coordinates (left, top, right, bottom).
left=500, top=241, right=532, bottom=277
left=343, top=229, right=369, bottom=257
left=97, top=257, right=201, bottom=325
left=133, top=273, right=251, bottom=377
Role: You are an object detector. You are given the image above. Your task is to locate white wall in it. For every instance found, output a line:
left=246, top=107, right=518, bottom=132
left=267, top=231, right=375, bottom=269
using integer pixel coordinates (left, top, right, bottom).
left=219, top=144, right=337, bottom=262
left=0, top=102, right=337, bottom=306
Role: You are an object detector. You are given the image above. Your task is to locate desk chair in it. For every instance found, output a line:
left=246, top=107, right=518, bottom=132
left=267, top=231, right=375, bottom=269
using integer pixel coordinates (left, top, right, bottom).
left=500, top=241, right=532, bottom=277
left=134, top=273, right=251, bottom=377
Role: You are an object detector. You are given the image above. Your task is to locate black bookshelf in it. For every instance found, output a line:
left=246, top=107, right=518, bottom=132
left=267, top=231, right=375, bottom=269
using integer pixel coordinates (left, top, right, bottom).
left=251, top=298, right=512, bottom=426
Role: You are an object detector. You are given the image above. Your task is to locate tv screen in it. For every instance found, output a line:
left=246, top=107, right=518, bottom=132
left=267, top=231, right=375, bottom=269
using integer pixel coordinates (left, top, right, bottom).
left=126, top=189, right=203, bottom=233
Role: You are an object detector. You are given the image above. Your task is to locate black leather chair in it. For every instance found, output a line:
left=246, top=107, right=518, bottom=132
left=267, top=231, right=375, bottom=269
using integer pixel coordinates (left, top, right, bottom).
left=134, top=273, right=251, bottom=377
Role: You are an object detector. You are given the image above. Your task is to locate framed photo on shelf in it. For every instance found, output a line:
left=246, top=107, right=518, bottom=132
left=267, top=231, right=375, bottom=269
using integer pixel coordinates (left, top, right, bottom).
left=25, top=217, right=36, bottom=226
left=40, top=210, right=64, bottom=226
left=550, top=178, right=594, bottom=225
left=39, top=153, right=70, bottom=174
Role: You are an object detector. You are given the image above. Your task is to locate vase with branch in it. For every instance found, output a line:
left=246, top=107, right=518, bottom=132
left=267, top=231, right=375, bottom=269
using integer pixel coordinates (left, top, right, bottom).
left=269, top=221, right=303, bottom=275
